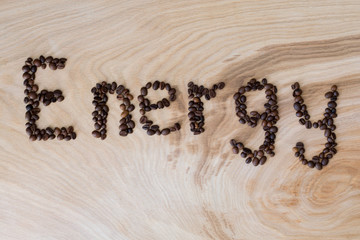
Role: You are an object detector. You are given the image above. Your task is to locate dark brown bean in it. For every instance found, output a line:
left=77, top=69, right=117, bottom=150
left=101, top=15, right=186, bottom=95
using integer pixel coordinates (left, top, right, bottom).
left=140, top=87, right=147, bottom=96
left=315, top=162, right=322, bottom=170
left=324, top=129, right=331, bottom=138
left=153, top=81, right=160, bottom=90
left=57, top=134, right=64, bottom=140
left=161, top=128, right=170, bottom=135
left=293, top=102, right=301, bottom=111
left=259, top=156, right=267, bottom=165
left=232, top=147, right=239, bottom=154
left=307, top=161, right=315, bottom=168
left=49, top=63, right=57, bottom=70
left=147, top=129, right=155, bottom=136
left=92, top=130, right=101, bottom=138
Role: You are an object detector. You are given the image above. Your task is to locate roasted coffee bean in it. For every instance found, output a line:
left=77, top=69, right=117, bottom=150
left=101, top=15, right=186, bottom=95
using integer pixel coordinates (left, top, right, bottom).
left=30, top=65, right=37, bottom=73
left=324, top=129, right=331, bottom=137
left=169, top=88, right=176, bottom=95
left=269, top=126, right=278, bottom=133
left=147, top=129, right=155, bottom=136
left=161, top=128, right=170, bottom=135
left=321, top=158, right=329, bottom=166
left=325, top=92, right=333, bottom=98
left=169, top=94, right=176, bottom=101
left=259, top=156, right=267, bottom=165
left=49, top=63, right=57, bottom=70
left=232, top=147, right=239, bottom=154
left=28, top=91, right=37, bottom=100
left=45, top=56, right=53, bottom=63
left=293, top=102, right=301, bottom=111
left=296, top=111, right=303, bottom=117
left=57, top=134, right=64, bottom=140
left=218, top=82, right=225, bottom=89
left=245, top=157, right=252, bottom=164
left=152, top=81, right=160, bottom=90
left=145, top=82, right=152, bottom=89
left=315, top=162, right=322, bottom=170
left=22, top=65, right=30, bottom=72
left=162, top=98, right=170, bottom=107
left=307, top=161, right=315, bottom=168
left=23, top=72, right=31, bottom=79
left=33, top=59, right=41, bottom=67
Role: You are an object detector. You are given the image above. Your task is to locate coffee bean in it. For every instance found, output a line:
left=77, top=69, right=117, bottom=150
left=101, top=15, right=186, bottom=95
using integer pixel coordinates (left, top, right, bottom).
left=218, top=82, right=225, bottom=89
left=57, top=134, right=64, bottom=140
left=293, top=102, right=301, bottom=111
left=307, top=161, right=315, bottom=168
left=45, top=56, right=53, bottom=63
left=325, top=92, right=333, bottom=98
left=315, top=162, right=322, bottom=170
left=168, top=88, right=176, bottom=95
left=321, top=158, right=329, bottom=166
left=232, top=147, right=239, bottom=154
left=169, top=94, right=176, bottom=101
left=161, top=128, right=170, bottom=135
left=259, top=156, right=267, bottom=165
left=49, top=63, right=57, bottom=70
left=162, top=98, right=170, bottom=107
left=30, top=65, right=37, bottom=73
left=324, top=129, right=331, bottom=137
left=269, top=126, right=278, bottom=133
left=23, top=72, right=31, bottom=79
left=252, top=158, right=259, bottom=166
left=147, top=129, right=155, bottom=136
left=153, top=81, right=160, bottom=90
left=22, top=65, right=30, bottom=72
left=328, top=101, right=337, bottom=108
left=296, top=111, right=303, bottom=117
left=33, top=59, right=41, bottom=67
left=145, top=82, right=152, bottom=89
left=28, top=92, right=37, bottom=100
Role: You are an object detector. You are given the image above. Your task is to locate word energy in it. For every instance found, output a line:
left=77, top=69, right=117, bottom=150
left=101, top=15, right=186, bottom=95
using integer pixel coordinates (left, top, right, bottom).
left=22, top=56, right=339, bottom=170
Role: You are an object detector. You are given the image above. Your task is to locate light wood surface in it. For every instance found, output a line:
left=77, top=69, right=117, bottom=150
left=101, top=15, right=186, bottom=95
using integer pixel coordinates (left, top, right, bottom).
left=1, top=1, right=360, bottom=239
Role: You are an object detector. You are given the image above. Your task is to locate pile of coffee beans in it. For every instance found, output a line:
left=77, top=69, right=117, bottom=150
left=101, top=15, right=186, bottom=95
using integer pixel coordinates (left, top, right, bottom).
left=138, top=81, right=180, bottom=136
left=291, top=83, right=339, bottom=170
left=231, top=78, right=279, bottom=166
left=91, top=82, right=135, bottom=139
left=23, top=56, right=76, bottom=141
left=187, top=81, right=225, bottom=135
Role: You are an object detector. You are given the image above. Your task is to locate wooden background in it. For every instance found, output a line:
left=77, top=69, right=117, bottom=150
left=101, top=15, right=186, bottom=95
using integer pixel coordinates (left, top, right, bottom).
left=1, top=1, right=360, bottom=239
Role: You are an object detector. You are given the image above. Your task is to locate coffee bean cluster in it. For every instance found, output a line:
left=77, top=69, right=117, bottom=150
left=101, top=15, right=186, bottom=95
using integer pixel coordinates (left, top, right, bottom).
left=91, top=82, right=135, bottom=139
left=187, top=81, right=225, bottom=135
left=291, top=83, right=339, bottom=170
left=138, top=81, right=180, bottom=136
left=23, top=56, right=76, bottom=141
left=231, top=78, right=279, bottom=166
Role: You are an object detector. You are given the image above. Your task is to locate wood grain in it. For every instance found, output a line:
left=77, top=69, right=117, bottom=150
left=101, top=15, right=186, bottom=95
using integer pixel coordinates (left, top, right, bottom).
left=1, top=1, right=360, bottom=239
